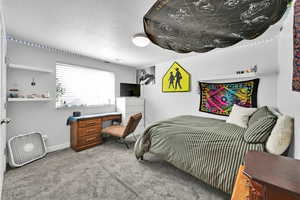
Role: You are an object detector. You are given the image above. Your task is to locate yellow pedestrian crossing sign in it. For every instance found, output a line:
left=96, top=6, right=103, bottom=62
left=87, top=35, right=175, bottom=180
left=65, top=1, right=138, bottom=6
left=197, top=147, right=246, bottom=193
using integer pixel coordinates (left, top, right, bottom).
left=162, top=62, right=191, bottom=92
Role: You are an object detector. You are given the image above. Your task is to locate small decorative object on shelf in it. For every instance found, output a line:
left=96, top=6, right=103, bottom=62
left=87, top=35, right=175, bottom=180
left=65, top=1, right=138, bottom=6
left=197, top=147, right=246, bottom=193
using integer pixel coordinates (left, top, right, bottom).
left=31, top=78, right=36, bottom=87
left=8, top=89, right=19, bottom=98
left=26, top=93, right=50, bottom=99
left=73, top=111, right=81, bottom=117
left=236, top=65, right=257, bottom=75
left=8, top=91, right=51, bottom=102
left=41, top=92, right=50, bottom=98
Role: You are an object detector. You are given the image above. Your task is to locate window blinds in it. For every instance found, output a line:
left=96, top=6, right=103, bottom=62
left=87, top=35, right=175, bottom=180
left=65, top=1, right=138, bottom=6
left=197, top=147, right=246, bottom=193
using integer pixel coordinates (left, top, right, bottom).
left=56, top=63, right=115, bottom=108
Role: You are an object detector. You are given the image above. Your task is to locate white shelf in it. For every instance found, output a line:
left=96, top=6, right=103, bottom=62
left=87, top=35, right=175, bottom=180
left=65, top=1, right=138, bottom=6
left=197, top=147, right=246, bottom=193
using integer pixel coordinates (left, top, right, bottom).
left=8, top=98, right=52, bottom=102
left=199, top=72, right=278, bottom=81
left=8, top=63, right=53, bottom=73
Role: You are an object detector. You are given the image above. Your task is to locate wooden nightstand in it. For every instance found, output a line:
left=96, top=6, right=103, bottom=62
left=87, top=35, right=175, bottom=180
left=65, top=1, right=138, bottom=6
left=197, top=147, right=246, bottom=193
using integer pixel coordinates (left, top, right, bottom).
left=244, top=151, right=300, bottom=200
left=231, top=165, right=250, bottom=200
left=232, top=152, right=300, bottom=200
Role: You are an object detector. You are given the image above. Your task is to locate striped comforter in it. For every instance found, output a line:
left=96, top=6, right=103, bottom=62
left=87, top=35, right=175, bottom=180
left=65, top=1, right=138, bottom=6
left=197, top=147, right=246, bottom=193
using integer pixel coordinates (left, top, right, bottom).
left=134, top=115, right=265, bottom=194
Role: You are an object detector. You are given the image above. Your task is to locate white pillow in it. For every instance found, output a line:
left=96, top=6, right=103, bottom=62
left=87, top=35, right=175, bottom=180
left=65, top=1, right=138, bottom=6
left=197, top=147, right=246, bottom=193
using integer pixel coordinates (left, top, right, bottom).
left=226, top=104, right=257, bottom=128
left=266, top=115, right=293, bottom=155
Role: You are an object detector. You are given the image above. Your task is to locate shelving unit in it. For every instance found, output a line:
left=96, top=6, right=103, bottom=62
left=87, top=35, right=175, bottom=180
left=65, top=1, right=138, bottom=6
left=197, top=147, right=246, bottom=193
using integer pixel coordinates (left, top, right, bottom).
left=8, top=63, right=53, bottom=73
left=7, top=62, right=53, bottom=103
left=8, top=98, right=52, bottom=102
left=199, top=72, right=278, bottom=81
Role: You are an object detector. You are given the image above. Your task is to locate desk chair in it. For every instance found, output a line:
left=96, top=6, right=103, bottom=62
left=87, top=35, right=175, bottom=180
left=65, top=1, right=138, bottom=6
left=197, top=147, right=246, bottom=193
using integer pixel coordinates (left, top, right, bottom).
left=101, top=113, right=142, bottom=149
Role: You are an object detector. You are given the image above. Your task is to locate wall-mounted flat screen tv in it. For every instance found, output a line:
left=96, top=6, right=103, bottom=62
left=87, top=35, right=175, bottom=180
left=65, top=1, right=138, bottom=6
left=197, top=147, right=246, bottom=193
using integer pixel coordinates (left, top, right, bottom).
left=120, top=83, right=140, bottom=97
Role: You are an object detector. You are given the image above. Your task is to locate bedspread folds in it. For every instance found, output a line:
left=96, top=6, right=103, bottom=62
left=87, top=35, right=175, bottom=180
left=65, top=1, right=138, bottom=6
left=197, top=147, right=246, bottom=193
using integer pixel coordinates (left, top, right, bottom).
left=134, top=115, right=264, bottom=193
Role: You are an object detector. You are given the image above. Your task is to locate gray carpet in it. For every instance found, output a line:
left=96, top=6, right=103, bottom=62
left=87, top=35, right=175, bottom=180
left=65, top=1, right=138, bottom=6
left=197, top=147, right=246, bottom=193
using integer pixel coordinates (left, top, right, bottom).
left=3, top=141, right=230, bottom=200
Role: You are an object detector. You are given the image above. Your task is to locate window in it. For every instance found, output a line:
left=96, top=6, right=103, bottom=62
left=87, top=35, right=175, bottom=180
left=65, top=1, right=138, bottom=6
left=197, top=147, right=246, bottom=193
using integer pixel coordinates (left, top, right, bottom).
left=56, top=63, right=115, bottom=108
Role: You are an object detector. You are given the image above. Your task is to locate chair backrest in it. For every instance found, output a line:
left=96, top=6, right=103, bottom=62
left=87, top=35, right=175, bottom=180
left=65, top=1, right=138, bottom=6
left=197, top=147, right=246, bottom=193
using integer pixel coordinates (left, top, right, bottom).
left=122, top=113, right=142, bottom=138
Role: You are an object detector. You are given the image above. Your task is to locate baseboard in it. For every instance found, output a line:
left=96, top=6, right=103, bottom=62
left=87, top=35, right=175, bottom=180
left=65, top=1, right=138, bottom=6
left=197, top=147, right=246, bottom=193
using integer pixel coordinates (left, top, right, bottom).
left=47, top=143, right=70, bottom=153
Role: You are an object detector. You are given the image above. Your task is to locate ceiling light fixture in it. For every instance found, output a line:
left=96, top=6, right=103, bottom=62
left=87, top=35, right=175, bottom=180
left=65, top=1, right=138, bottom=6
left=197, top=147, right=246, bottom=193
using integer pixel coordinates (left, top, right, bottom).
left=132, top=33, right=150, bottom=47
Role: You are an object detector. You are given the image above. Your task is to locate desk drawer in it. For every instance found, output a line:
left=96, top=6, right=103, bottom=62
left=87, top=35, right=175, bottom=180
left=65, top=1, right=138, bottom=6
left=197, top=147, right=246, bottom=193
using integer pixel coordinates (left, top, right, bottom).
left=78, top=134, right=102, bottom=146
left=78, top=126, right=101, bottom=137
left=102, top=115, right=121, bottom=122
left=78, top=118, right=101, bottom=128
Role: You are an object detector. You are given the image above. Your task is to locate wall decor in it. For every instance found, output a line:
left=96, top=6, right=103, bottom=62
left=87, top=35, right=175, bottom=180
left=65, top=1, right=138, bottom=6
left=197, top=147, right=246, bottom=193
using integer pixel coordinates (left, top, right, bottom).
left=144, top=0, right=289, bottom=53
left=293, top=0, right=300, bottom=92
left=137, top=66, right=155, bottom=85
left=162, top=62, right=190, bottom=92
left=31, top=78, right=36, bottom=87
left=199, top=79, right=259, bottom=116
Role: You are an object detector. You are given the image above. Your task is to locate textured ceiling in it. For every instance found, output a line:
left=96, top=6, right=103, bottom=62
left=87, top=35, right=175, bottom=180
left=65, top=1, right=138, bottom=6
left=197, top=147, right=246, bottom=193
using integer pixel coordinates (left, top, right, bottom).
left=3, top=0, right=288, bottom=68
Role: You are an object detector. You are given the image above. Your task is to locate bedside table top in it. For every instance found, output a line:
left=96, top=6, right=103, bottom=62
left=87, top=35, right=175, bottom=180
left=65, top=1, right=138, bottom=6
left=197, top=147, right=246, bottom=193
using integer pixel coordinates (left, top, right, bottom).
left=244, top=151, right=300, bottom=196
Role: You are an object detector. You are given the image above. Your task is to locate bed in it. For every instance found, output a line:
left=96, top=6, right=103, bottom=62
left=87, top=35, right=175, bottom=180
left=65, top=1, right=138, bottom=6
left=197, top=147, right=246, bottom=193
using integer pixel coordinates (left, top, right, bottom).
left=134, top=115, right=266, bottom=194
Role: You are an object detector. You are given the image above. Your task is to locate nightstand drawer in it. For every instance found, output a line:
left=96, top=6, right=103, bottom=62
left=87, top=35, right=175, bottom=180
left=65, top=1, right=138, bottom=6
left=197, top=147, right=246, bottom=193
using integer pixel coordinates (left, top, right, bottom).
left=78, top=118, right=101, bottom=128
left=249, top=180, right=266, bottom=199
left=78, top=134, right=102, bottom=146
left=78, top=126, right=101, bottom=137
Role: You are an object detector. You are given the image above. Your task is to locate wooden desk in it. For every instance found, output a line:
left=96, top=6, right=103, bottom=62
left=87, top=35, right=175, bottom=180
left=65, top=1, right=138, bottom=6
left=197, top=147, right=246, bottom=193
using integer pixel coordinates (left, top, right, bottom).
left=70, top=112, right=121, bottom=151
left=244, top=151, right=300, bottom=200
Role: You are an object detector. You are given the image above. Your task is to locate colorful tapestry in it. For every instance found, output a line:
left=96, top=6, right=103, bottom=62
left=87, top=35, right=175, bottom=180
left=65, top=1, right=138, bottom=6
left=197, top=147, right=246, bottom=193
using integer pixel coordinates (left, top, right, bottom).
left=199, top=79, right=259, bottom=116
left=293, top=0, right=300, bottom=92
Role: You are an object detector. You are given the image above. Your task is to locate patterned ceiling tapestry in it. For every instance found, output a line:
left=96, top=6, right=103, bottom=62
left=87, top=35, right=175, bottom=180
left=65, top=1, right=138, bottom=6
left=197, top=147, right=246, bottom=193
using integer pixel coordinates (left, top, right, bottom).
left=199, top=79, right=259, bottom=116
left=144, top=0, right=289, bottom=53
left=293, top=0, right=300, bottom=92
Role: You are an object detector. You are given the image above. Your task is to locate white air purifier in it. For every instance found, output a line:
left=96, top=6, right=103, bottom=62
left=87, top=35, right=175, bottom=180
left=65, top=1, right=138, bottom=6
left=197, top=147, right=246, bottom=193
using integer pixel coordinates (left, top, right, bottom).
left=8, top=132, right=47, bottom=167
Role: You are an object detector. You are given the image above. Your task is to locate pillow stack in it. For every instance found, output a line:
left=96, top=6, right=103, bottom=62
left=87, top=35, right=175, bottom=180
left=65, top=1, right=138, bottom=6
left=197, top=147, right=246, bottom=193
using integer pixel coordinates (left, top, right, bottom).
left=226, top=105, right=294, bottom=155
left=244, top=106, right=277, bottom=143
left=226, top=104, right=257, bottom=128
left=265, top=113, right=294, bottom=155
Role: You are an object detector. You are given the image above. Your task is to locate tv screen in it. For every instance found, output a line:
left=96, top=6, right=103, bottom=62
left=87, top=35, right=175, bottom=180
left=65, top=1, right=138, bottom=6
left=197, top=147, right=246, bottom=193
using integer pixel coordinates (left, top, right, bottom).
left=120, top=83, right=140, bottom=97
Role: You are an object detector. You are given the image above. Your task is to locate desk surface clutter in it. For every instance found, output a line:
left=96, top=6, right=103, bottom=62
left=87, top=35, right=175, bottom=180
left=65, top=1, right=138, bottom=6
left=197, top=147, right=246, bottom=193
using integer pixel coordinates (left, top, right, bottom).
left=67, top=112, right=122, bottom=124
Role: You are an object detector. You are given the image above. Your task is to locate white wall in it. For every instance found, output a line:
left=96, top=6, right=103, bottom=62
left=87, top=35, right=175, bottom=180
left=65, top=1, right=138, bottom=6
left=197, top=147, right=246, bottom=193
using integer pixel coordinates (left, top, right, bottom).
left=6, top=41, right=137, bottom=150
left=277, top=6, right=300, bottom=159
left=143, top=40, right=279, bottom=126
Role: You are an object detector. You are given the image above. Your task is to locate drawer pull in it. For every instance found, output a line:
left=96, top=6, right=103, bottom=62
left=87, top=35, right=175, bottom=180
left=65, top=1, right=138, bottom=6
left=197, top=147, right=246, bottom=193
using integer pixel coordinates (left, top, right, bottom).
left=87, top=122, right=96, bottom=126
left=86, top=128, right=97, bottom=133
left=86, top=137, right=97, bottom=142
